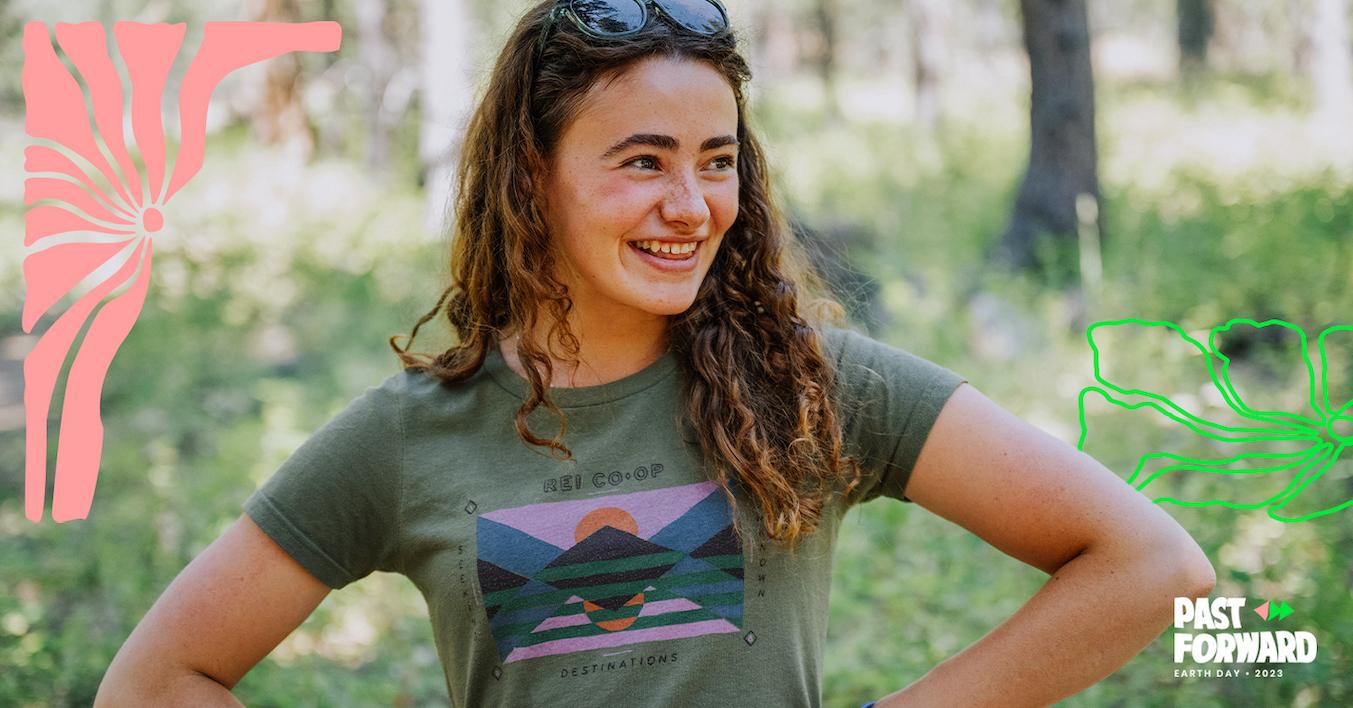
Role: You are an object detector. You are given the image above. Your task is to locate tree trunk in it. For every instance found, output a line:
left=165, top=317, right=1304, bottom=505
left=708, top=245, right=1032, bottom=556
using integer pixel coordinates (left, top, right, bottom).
left=1177, top=0, right=1215, bottom=77
left=1310, top=0, right=1353, bottom=118
left=811, top=0, right=840, bottom=119
left=908, top=0, right=947, bottom=129
left=419, top=0, right=474, bottom=233
left=996, top=0, right=1102, bottom=277
left=247, top=0, right=316, bottom=161
left=755, top=0, right=798, bottom=81
left=357, top=0, right=396, bottom=171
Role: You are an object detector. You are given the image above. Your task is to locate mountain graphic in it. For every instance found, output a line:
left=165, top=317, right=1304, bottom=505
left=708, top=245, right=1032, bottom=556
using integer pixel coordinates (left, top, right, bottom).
left=475, top=480, right=745, bottom=663
left=692, top=524, right=744, bottom=580
left=543, top=525, right=681, bottom=610
left=477, top=560, right=530, bottom=621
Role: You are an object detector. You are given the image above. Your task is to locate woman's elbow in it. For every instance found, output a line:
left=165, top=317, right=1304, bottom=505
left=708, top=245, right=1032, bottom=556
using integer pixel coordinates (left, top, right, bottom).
left=95, top=665, right=241, bottom=708
left=94, top=658, right=160, bottom=708
left=1162, top=530, right=1217, bottom=600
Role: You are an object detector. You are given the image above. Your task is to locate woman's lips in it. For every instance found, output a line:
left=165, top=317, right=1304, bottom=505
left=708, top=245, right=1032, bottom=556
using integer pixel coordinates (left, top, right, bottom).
left=627, top=240, right=701, bottom=272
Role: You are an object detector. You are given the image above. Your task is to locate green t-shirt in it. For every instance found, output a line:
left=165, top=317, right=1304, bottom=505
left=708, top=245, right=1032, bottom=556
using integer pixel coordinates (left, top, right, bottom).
left=243, top=325, right=966, bottom=707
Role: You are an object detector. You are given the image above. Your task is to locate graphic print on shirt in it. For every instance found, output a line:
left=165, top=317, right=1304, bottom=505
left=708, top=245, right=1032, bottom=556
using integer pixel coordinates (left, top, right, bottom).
left=475, top=480, right=744, bottom=664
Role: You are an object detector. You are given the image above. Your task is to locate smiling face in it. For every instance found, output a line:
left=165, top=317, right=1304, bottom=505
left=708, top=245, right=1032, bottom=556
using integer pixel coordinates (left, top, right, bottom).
left=540, top=55, right=741, bottom=325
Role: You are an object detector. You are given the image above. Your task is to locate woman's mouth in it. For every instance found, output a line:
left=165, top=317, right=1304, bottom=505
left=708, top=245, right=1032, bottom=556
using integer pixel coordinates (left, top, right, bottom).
left=629, top=239, right=700, bottom=259
left=627, top=239, right=702, bottom=272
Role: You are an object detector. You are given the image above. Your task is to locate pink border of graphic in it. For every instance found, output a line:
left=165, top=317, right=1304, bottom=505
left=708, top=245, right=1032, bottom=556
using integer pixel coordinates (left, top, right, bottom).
left=21, top=21, right=341, bottom=523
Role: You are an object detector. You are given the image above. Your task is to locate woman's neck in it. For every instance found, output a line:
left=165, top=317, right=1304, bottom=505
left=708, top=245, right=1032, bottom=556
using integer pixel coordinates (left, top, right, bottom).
left=496, top=313, right=670, bottom=388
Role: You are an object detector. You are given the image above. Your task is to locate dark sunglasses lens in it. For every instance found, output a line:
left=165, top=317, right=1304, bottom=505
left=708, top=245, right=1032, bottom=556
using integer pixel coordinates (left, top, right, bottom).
left=655, top=0, right=728, bottom=34
left=571, top=0, right=647, bottom=35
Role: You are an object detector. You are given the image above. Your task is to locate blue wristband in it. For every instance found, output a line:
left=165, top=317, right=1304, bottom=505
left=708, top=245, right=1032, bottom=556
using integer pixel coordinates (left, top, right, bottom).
left=861, top=702, right=877, bottom=708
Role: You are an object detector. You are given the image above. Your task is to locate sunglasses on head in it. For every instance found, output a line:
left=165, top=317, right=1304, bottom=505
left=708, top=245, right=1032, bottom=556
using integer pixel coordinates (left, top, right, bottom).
left=537, top=0, right=732, bottom=54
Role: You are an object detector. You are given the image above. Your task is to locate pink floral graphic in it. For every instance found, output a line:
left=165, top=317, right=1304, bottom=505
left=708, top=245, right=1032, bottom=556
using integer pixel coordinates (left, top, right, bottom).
left=22, top=21, right=341, bottom=523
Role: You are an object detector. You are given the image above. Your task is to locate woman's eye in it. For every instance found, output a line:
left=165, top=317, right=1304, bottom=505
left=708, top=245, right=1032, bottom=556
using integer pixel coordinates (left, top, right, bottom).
left=624, top=155, right=735, bottom=172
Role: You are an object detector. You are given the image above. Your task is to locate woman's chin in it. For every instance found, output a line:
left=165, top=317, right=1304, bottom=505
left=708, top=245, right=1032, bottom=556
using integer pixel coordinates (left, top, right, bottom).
left=645, top=303, right=694, bottom=317
left=633, top=297, right=697, bottom=317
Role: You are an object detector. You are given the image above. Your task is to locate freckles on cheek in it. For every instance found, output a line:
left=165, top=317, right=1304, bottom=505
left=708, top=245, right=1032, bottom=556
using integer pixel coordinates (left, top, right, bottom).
left=600, top=184, right=652, bottom=233
left=605, top=180, right=648, bottom=210
left=717, top=195, right=740, bottom=232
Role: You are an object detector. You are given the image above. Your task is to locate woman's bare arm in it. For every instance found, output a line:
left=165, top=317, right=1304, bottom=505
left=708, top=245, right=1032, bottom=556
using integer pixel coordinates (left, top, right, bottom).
left=94, top=513, right=331, bottom=706
left=877, top=383, right=1216, bottom=708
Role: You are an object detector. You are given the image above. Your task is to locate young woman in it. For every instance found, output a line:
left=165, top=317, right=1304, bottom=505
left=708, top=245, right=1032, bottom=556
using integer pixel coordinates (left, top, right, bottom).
left=96, top=1, right=1216, bottom=706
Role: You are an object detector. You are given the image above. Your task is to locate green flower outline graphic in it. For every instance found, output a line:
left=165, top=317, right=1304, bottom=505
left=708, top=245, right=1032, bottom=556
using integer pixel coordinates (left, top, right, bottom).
left=1076, top=317, right=1352, bottom=522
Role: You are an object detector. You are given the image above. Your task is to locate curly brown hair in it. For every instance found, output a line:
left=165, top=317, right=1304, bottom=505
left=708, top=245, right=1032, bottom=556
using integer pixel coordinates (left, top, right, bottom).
left=390, top=0, right=864, bottom=553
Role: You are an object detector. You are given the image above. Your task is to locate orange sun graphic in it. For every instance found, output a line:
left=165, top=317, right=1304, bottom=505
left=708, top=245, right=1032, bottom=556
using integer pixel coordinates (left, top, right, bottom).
left=575, top=507, right=643, bottom=631
left=574, top=506, right=638, bottom=542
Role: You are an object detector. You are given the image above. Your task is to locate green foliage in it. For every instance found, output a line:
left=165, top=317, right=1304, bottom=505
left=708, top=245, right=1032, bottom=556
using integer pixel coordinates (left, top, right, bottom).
left=1101, top=170, right=1353, bottom=329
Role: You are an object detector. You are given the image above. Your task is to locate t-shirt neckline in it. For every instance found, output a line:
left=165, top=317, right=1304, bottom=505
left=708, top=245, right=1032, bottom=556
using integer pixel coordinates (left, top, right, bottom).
left=483, top=341, right=679, bottom=407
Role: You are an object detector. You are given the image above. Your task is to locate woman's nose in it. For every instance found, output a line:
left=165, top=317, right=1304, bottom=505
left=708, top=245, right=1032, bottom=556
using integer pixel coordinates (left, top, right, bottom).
left=659, top=170, right=711, bottom=230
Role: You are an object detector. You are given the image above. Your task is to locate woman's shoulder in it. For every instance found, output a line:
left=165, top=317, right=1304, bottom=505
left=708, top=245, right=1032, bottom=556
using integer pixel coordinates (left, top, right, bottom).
left=814, top=323, right=867, bottom=362
left=812, top=324, right=969, bottom=506
left=813, top=324, right=965, bottom=398
left=372, top=360, right=502, bottom=419
left=814, top=322, right=918, bottom=354
left=814, top=323, right=930, bottom=366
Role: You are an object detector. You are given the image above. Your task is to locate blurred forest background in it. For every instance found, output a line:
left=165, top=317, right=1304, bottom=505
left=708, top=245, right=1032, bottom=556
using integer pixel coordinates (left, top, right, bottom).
left=2, top=0, right=1352, bottom=705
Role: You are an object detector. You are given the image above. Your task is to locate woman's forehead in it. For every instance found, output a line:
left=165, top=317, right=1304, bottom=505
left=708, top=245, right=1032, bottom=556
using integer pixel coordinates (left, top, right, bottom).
left=589, top=55, right=735, bottom=102
left=569, top=57, right=739, bottom=146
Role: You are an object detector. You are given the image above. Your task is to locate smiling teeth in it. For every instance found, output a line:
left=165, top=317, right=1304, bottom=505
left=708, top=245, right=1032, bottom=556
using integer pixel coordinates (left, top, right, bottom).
left=635, top=240, right=697, bottom=255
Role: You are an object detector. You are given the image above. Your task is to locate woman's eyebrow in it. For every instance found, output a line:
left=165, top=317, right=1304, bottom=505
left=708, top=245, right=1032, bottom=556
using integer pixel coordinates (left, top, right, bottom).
left=601, top=133, right=739, bottom=159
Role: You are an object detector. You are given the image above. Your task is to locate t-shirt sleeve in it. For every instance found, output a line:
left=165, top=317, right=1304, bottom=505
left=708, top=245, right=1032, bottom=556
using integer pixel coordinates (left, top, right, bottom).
left=242, top=376, right=405, bottom=589
left=821, top=326, right=968, bottom=506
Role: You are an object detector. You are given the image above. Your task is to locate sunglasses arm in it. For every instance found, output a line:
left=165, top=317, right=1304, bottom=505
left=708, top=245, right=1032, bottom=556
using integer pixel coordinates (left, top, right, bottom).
left=536, top=6, right=569, bottom=55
